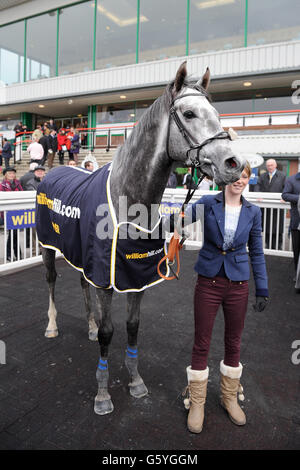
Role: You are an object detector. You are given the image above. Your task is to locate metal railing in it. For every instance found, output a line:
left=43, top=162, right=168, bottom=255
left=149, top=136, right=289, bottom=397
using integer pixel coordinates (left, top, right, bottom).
left=9, top=109, right=300, bottom=162
left=0, top=190, right=293, bottom=275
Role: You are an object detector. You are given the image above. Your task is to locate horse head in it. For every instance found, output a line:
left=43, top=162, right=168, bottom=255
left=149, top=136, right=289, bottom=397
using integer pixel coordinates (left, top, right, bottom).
left=166, top=62, right=245, bottom=186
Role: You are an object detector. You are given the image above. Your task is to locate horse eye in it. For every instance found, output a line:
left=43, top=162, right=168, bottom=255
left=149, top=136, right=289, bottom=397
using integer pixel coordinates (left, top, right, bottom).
left=183, top=110, right=196, bottom=119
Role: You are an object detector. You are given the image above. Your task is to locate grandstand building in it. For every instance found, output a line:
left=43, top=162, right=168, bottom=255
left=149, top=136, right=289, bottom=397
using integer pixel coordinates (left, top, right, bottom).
left=0, top=0, right=300, bottom=177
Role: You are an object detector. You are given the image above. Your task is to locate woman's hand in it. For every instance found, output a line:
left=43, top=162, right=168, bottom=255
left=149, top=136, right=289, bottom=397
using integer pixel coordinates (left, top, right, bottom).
left=253, top=296, right=269, bottom=312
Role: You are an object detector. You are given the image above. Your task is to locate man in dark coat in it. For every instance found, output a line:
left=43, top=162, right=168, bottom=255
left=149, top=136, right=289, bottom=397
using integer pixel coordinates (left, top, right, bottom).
left=254, top=158, right=286, bottom=249
left=282, top=172, right=300, bottom=274
left=47, top=129, right=58, bottom=169
left=1, top=138, right=13, bottom=168
left=39, top=133, right=49, bottom=166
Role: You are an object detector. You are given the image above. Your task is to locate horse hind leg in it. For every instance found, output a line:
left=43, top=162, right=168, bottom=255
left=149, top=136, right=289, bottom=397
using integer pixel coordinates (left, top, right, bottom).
left=125, top=292, right=148, bottom=398
left=94, top=287, right=114, bottom=415
left=42, top=247, right=58, bottom=338
left=80, top=274, right=98, bottom=341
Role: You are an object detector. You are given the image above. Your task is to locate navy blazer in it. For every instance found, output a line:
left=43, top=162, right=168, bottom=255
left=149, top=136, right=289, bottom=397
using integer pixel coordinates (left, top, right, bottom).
left=189, top=192, right=268, bottom=297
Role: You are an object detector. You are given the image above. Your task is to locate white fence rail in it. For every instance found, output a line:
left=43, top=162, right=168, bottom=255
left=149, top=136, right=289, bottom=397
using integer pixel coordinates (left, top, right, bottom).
left=0, top=190, right=293, bottom=275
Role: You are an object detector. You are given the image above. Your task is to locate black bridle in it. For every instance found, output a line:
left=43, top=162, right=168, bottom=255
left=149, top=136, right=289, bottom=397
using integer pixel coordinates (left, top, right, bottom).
left=166, top=92, right=234, bottom=169
left=166, top=91, right=239, bottom=235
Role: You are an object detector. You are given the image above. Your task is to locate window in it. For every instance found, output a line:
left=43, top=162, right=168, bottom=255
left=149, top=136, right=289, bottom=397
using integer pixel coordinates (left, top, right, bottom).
left=0, top=21, right=25, bottom=85
left=26, top=12, right=57, bottom=80
left=58, top=1, right=94, bottom=75
left=247, top=0, right=300, bottom=46
left=139, top=0, right=187, bottom=63
left=96, top=0, right=137, bottom=69
left=189, top=0, right=245, bottom=55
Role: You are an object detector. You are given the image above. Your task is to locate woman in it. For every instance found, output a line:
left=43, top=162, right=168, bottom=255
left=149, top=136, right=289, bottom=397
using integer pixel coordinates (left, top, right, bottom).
left=179, top=162, right=269, bottom=433
left=57, top=129, right=69, bottom=165
left=69, top=129, right=80, bottom=164
left=0, top=167, right=23, bottom=261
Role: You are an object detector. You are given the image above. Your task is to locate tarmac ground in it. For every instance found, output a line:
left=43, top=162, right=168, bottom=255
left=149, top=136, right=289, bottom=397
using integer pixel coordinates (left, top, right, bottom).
left=0, top=250, right=299, bottom=452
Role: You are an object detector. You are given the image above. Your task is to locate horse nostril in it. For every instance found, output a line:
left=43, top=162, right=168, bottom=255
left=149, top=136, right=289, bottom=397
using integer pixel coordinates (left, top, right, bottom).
left=225, top=157, right=237, bottom=169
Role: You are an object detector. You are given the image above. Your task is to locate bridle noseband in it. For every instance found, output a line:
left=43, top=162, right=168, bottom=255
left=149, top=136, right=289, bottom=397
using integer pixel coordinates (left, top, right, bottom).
left=166, top=92, right=236, bottom=169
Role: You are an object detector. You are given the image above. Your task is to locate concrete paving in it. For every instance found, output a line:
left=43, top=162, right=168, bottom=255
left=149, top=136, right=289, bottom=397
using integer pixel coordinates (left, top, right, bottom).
left=0, top=251, right=299, bottom=450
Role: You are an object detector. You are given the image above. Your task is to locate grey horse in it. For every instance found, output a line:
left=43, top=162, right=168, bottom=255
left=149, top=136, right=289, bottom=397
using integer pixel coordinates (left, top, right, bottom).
left=38, top=62, right=245, bottom=415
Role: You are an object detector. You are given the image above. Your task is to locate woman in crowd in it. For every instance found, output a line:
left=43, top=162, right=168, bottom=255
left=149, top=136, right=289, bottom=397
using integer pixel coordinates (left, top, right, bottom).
left=177, top=162, right=269, bottom=433
left=69, top=129, right=80, bottom=164
left=0, top=167, right=23, bottom=261
left=57, top=129, right=69, bottom=165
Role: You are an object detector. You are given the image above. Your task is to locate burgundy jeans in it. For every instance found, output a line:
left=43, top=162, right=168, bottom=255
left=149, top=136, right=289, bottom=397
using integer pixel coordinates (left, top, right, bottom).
left=191, top=275, right=249, bottom=370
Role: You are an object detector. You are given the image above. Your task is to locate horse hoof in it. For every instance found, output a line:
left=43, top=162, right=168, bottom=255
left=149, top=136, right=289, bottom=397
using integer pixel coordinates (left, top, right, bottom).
left=45, top=329, right=58, bottom=338
left=88, top=330, right=98, bottom=341
left=94, top=398, right=114, bottom=415
left=129, top=382, right=148, bottom=398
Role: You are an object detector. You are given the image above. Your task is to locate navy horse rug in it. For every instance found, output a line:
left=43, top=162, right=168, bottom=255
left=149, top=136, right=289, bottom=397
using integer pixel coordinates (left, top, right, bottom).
left=36, top=163, right=168, bottom=292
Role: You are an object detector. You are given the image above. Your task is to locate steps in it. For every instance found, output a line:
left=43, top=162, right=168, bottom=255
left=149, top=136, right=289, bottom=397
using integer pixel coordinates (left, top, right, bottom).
left=12, top=148, right=117, bottom=180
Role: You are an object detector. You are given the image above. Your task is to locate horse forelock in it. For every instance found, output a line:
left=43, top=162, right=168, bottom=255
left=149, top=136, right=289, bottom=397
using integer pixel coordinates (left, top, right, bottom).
left=167, top=78, right=212, bottom=103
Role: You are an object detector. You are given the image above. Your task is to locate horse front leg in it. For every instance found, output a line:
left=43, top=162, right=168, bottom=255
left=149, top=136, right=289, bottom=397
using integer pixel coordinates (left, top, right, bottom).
left=80, top=274, right=98, bottom=341
left=42, top=247, right=58, bottom=338
left=94, top=287, right=114, bottom=415
left=125, top=291, right=148, bottom=398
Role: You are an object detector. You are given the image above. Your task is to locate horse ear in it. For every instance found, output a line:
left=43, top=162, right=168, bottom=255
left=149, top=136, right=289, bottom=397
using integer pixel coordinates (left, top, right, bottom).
left=173, top=61, right=187, bottom=93
left=199, top=67, right=211, bottom=90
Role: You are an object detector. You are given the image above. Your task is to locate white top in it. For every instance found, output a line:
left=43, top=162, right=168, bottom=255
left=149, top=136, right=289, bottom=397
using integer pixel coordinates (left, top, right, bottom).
left=223, top=204, right=242, bottom=250
left=27, top=142, right=44, bottom=159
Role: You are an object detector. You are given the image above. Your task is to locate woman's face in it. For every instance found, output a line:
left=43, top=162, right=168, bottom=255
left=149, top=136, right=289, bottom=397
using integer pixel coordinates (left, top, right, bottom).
left=5, top=171, right=16, bottom=181
left=227, top=169, right=250, bottom=195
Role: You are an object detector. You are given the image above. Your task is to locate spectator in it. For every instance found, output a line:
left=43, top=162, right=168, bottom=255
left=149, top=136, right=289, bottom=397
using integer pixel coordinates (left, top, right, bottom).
left=26, top=165, right=46, bottom=190
left=282, top=171, right=300, bottom=278
left=48, top=129, right=58, bottom=169
left=68, top=160, right=77, bottom=167
left=48, top=119, right=58, bottom=132
left=199, top=177, right=213, bottom=191
left=39, top=129, right=50, bottom=166
left=84, top=161, right=94, bottom=172
left=66, top=126, right=75, bottom=160
left=0, top=167, right=23, bottom=261
left=32, top=127, right=43, bottom=143
left=254, top=159, right=286, bottom=249
left=81, top=120, right=88, bottom=147
left=1, top=138, right=13, bottom=168
left=183, top=167, right=197, bottom=190
left=27, top=137, right=44, bottom=165
left=81, top=153, right=98, bottom=171
left=57, top=129, right=69, bottom=165
left=14, top=121, right=27, bottom=135
left=70, top=130, right=80, bottom=164
left=20, top=162, right=38, bottom=189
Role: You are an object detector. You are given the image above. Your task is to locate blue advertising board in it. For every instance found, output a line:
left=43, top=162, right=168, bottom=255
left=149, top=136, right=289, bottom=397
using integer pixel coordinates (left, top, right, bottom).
left=6, top=209, right=36, bottom=230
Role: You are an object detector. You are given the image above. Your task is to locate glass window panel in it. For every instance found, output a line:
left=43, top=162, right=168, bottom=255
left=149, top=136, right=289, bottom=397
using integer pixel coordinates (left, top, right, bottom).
left=0, top=21, right=25, bottom=85
left=26, top=12, right=56, bottom=80
left=97, top=103, right=135, bottom=124
left=214, top=96, right=298, bottom=115
left=189, top=0, right=244, bottom=55
left=58, top=1, right=94, bottom=76
left=139, top=0, right=187, bottom=63
left=96, top=0, right=137, bottom=69
left=248, top=0, right=300, bottom=46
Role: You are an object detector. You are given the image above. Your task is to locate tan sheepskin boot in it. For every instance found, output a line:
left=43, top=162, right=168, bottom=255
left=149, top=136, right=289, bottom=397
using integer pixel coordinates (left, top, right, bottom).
left=220, top=360, right=246, bottom=426
left=183, top=366, right=209, bottom=433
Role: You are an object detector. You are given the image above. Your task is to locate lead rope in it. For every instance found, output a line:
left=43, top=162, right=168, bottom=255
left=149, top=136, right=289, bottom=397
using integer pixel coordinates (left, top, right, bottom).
left=157, top=168, right=205, bottom=281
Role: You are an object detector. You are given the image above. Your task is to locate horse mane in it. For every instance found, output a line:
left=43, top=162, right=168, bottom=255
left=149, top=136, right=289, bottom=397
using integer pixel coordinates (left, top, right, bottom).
left=120, top=76, right=212, bottom=154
